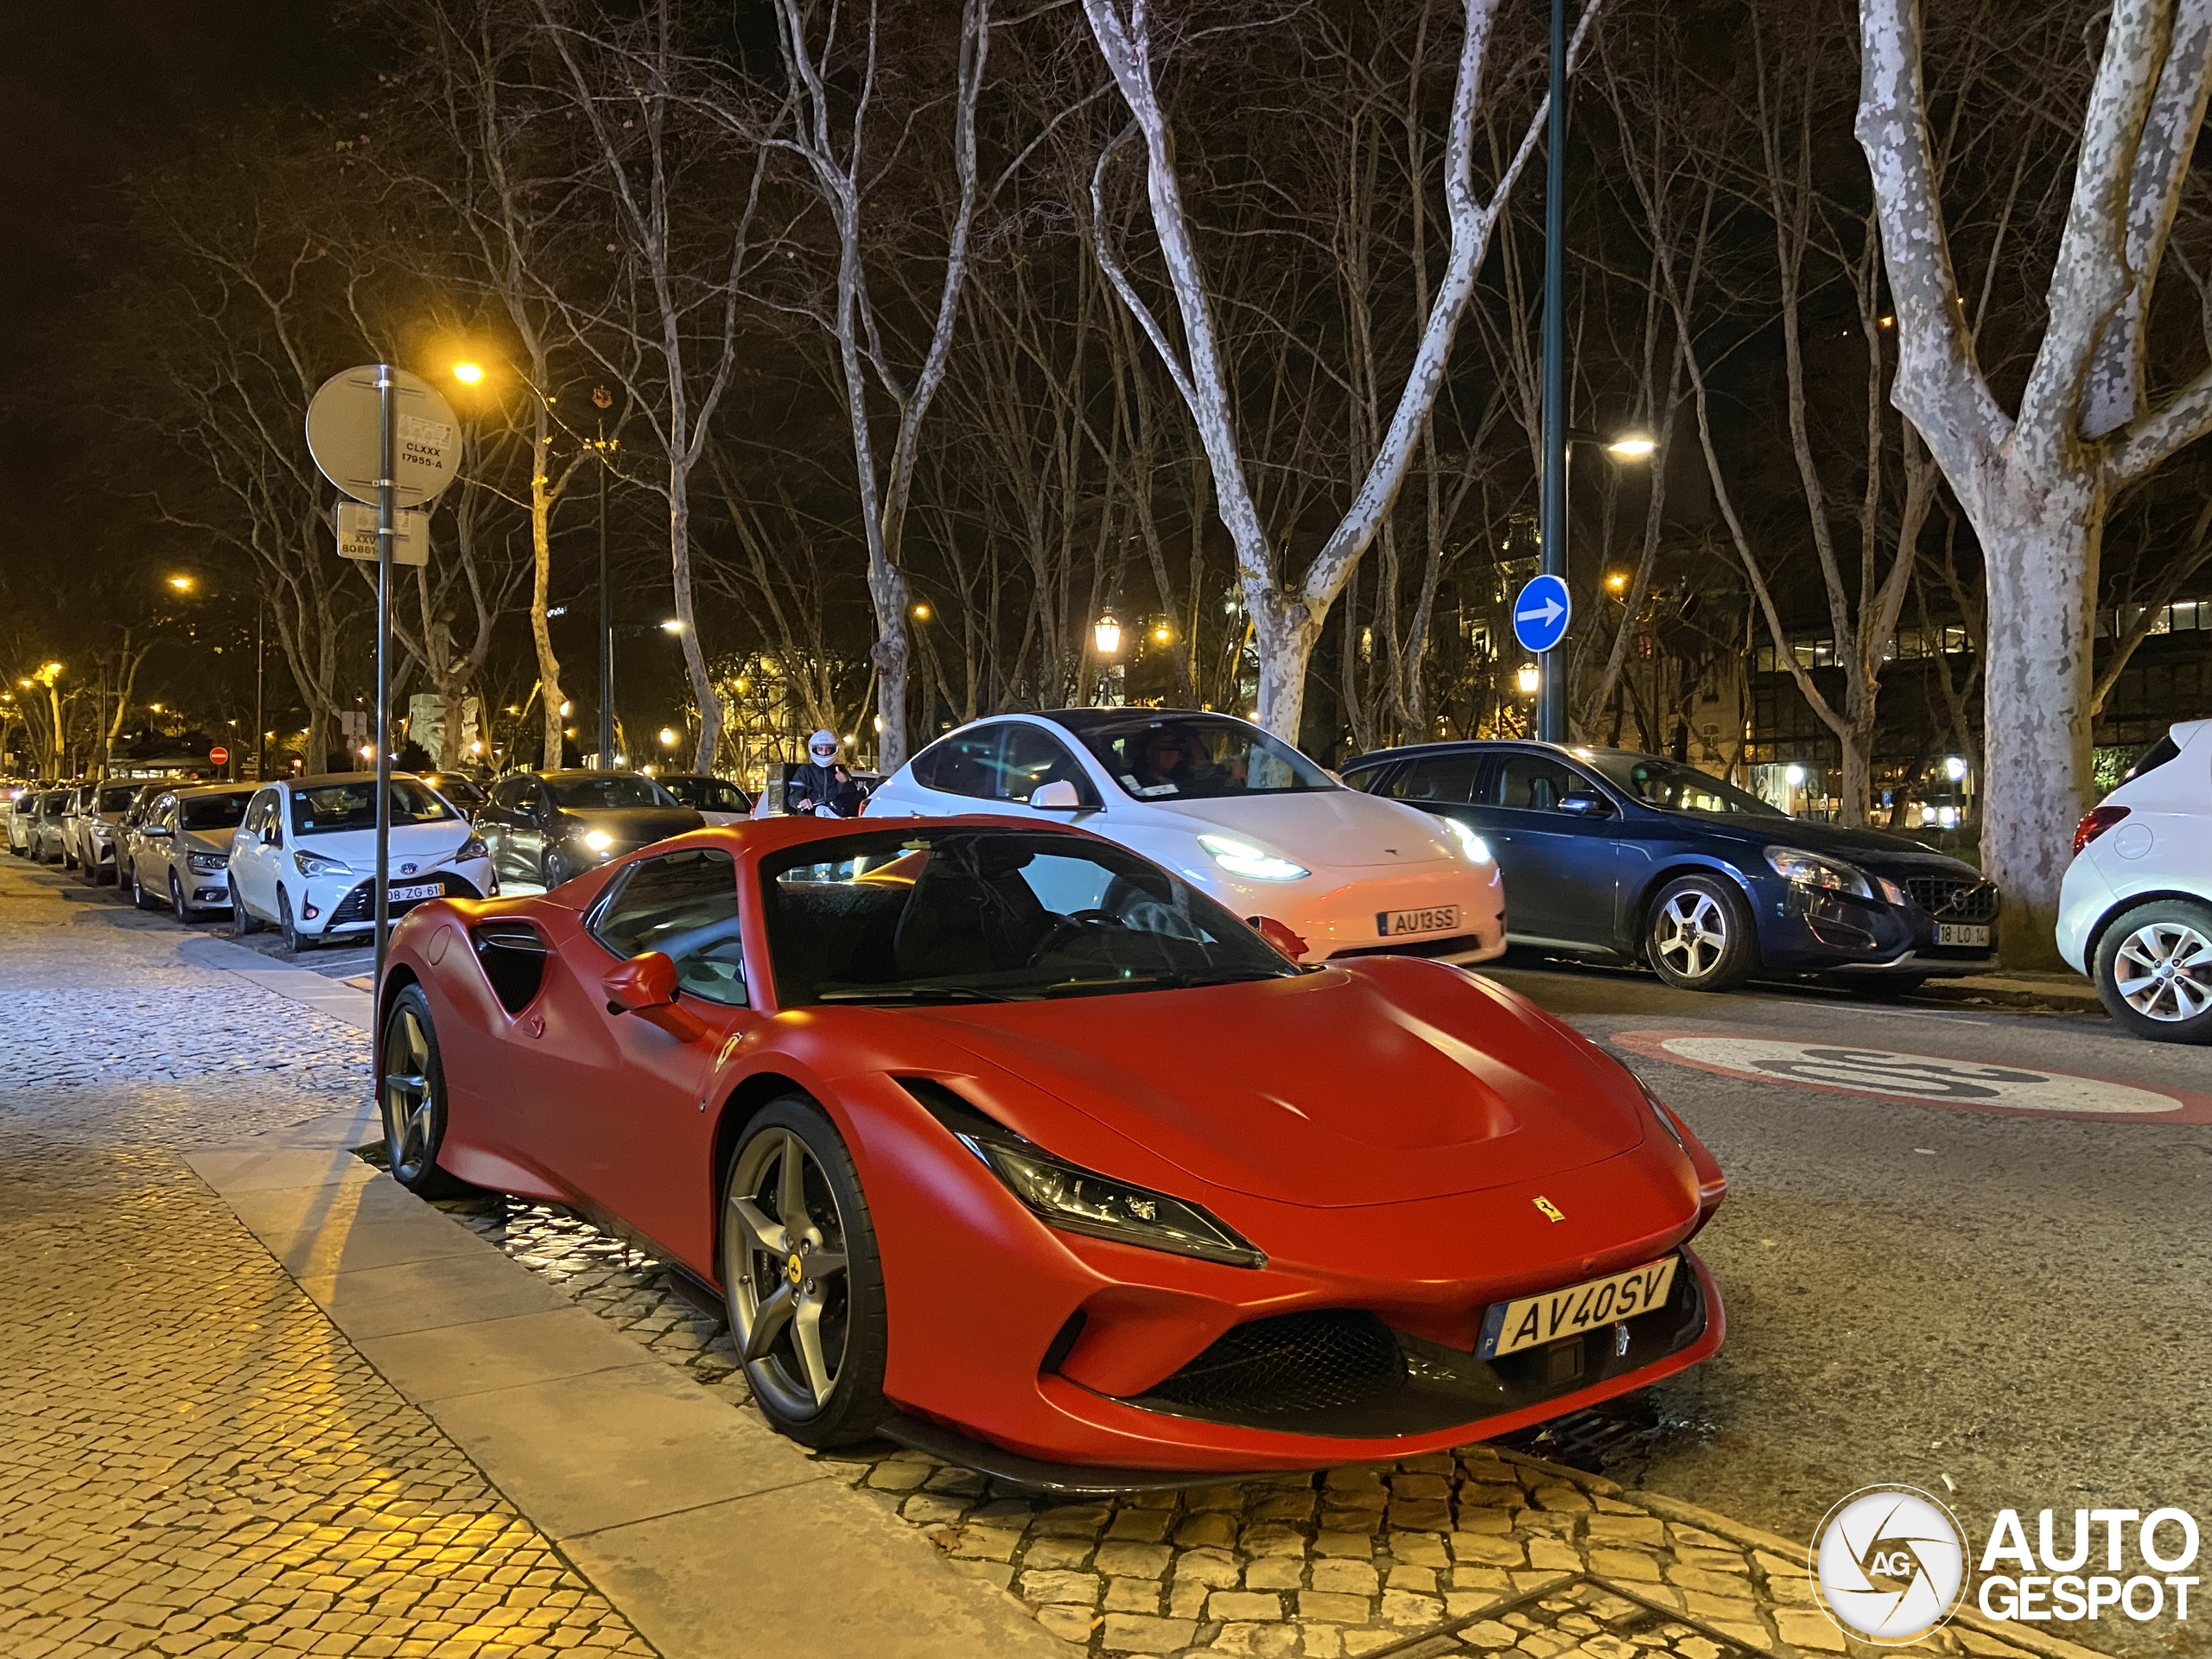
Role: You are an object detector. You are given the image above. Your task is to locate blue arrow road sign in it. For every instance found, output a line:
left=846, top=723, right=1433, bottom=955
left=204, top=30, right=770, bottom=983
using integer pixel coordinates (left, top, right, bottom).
left=1512, top=573, right=1573, bottom=654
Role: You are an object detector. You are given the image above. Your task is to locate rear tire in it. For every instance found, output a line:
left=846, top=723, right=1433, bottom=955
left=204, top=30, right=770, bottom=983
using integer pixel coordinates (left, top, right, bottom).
left=2094, top=899, right=2212, bottom=1045
left=721, top=1096, right=888, bottom=1448
left=1644, top=874, right=1758, bottom=993
left=379, top=985, right=469, bottom=1198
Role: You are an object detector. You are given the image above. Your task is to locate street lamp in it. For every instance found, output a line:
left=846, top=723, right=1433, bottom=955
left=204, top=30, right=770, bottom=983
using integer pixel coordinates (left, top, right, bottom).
left=168, top=574, right=196, bottom=593
left=1516, top=663, right=1542, bottom=699
left=1093, top=611, right=1123, bottom=658
left=451, top=361, right=486, bottom=386
left=660, top=618, right=684, bottom=634
left=1536, top=428, right=1656, bottom=742
left=658, top=727, right=678, bottom=748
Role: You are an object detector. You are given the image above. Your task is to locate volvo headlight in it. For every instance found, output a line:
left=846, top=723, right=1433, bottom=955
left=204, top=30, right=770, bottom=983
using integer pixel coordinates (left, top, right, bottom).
left=1198, top=834, right=1308, bottom=882
left=1763, top=845, right=1872, bottom=899
left=1443, top=817, right=1492, bottom=866
left=582, top=829, right=614, bottom=853
left=293, top=849, right=353, bottom=880
left=188, top=851, right=227, bottom=874
left=904, top=1080, right=1265, bottom=1268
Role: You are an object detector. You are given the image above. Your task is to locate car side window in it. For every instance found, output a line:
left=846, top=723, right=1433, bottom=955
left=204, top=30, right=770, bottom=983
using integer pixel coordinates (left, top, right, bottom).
left=910, top=725, right=1007, bottom=800
left=1389, top=754, right=1481, bottom=804
left=996, top=725, right=1094, bottom=805
left=1491, top=755, right=1586, bottom=813
left=592, top=847, right=748, bottom=1006
left=489, top=776, right=535, bottom=812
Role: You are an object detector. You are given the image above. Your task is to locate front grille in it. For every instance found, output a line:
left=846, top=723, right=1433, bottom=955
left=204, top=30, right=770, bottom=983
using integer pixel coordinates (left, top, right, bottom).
left=1331, top=931, right=1487, bottom=962
left=1142, top=1311, right=1403, bottom=1418
left=327, top=873, right=471, bottom=927
left=1905, top=875, right=1999, bottom=922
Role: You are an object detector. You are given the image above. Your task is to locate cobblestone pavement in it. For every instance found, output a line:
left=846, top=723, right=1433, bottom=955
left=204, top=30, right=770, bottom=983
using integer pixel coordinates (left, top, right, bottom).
left=0, top=860, right=657, bottom=1659
left=437, top=1204, right=2063, bottom=1659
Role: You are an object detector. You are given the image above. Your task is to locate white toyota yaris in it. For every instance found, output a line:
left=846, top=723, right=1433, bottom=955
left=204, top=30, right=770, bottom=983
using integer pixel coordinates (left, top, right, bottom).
left=228, top=773, right=495, bottom=952
left=863, top=709, right=1506, bottom=966
left=2058, top=717, right=2212, bottom=1043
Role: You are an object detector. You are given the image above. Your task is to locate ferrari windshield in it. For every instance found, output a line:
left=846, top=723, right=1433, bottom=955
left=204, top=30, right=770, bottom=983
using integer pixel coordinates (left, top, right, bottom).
left=760, top=827, right=1299, bottom=1006
left=1583, top=754, right=1785, bottom=818
left=1068, top=713, right=1337, bottom=802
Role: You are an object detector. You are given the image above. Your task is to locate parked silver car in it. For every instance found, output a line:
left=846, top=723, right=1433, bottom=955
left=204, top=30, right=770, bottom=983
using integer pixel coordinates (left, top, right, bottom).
left=5, top=784, right=49, bottom=855
left=24, top=790, right=72, bottom=862
left=65, top=780, right=143, bottom=883
left=121, top=784, right=257, bottom=919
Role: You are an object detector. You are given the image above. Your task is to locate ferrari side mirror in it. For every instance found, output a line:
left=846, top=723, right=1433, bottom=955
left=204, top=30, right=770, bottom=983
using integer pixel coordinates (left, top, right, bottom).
left=603, top=952, right=709, bottom=1041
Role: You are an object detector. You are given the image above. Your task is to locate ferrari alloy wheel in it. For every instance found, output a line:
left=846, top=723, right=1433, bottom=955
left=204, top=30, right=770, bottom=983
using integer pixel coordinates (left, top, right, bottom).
left=1646, top=874, right=1756, bottom=993
left=379, top=986, right=467, bottom=1197
left=2096, top=899, right=2212, bottom=1045
left=721, top=1098, right=887, bottom=1446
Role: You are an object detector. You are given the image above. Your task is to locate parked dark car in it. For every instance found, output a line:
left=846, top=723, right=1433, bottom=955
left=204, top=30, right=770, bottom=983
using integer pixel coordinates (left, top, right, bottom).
left=474, top=769, right=704, bottom=890
left=1341, top=741, right=2000, bottom=995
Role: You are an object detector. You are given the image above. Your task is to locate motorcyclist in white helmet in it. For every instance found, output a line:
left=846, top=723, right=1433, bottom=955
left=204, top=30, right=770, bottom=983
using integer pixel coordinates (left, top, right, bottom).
left=784, top=730, right=861, bottom=817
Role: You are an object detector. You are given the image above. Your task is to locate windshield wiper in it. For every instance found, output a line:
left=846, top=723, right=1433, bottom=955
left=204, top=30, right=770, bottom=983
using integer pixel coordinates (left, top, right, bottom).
left=815, top=986, right=1020, bottom=1005
left=1041, top=968, right=1288, bottom=998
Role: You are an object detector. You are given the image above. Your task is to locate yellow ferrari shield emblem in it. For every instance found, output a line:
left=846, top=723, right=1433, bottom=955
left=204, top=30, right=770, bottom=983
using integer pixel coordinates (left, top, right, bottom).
left=1532, top=1196, right=1567, bottom=1224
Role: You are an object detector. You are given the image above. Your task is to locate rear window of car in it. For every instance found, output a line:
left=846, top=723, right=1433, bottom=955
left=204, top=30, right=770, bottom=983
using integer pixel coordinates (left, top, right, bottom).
left=2123, top=734, right=2181, bottom=784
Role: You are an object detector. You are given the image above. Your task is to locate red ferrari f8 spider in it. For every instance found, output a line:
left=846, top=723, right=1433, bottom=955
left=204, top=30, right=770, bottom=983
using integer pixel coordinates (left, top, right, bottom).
left=377, top=815, right=1725, bottom=1483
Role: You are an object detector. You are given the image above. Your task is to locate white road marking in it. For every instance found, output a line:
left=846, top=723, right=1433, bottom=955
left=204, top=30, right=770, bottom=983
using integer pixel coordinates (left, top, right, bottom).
left=1654, top=1035, right=2183, bottom=1116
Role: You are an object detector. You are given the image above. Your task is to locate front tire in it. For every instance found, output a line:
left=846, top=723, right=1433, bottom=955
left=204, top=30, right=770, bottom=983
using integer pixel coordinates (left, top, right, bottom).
left=2095, top=899, right=2212, bottom=1044
left=130, top=861, right=157, bottom=910
left=231, top=877, right=263, bottom=934
left=541, top=849, right=569, bottom=890
left=380, top=986, right=468, bottom=1197
left=1645, top=874, right=1758, bottom=992
left=169, top=871, right=192, bottom=922
left=721, top=1097, right=888, bottom=1447
left=278, top=887, right=314, bottom=953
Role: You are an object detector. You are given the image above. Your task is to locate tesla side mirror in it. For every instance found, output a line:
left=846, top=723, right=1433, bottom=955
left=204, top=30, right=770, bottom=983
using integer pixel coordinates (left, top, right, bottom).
left=1560, top=791, right=1615, bottom=818
left=602, top=952, right=709, bottom=1040
left=1030, top=780, right=1084, bottom=811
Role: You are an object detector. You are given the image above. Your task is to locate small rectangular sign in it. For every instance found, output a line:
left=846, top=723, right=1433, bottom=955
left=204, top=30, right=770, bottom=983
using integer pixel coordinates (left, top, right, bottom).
left=1478, top=1256, right=1680, bottom=1359
left=335, top=500, right=429, bottom=567
left=1376, top=905, right=1460, bottom=938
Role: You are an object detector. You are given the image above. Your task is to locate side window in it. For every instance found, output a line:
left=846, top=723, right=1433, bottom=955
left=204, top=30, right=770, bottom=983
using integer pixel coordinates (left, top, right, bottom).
left=1391, top=754, right=1481, bottom=804
left=489, top=776, right=535, bottom=811
left=1491, top=755, right=1583, bottom=813
left=909, top=725, right=1007, bottom=800
left=593, top=847, right=748, bottom=1006
left=1344, top=763, right=1403, bottom=796
left=997, top=725, right=1093, bottom=805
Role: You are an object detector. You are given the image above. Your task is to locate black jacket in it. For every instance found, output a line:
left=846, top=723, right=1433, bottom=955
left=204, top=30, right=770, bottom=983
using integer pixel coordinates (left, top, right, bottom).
left=784, top=760, right=861, bottom=817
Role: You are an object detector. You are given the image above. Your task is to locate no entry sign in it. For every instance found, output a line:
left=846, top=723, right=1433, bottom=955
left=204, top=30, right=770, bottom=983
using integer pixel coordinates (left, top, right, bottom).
left=208, top=746, right=230, bottom=768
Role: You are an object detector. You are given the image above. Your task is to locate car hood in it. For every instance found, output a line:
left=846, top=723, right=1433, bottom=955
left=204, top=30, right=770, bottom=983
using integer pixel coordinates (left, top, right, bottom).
left=552, top=805, right=705, bottom=845
left=1147, top=790, right=1458, bottom=868
left=186, top=828, right=241, bottom=856
left=911, top=963, right=1647, bottom=1207
left=288, top=821, right=469, bottom=866
left=1681, top=811, right=1979, bottom=878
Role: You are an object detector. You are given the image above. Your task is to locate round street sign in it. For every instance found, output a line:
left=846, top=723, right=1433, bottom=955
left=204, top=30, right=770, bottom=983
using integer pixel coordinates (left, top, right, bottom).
left=208, top=746, right=230, bottom=767
left=305, top=365, right=462, bottom=509
left=1511, top=573, right=1573, bottom=654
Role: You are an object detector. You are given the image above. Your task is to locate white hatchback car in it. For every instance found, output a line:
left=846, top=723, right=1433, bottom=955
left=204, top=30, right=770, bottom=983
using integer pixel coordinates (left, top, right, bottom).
left=863, top=709, right=1506, bottom=966
left=229, top=772, right=495, bottom=952
left=2058, top=717, right=2212, bottom=1043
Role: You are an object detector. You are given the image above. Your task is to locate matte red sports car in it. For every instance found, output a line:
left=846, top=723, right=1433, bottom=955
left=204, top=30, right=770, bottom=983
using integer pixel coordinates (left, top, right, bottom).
left=376, top=815, right=1726, bottom=1482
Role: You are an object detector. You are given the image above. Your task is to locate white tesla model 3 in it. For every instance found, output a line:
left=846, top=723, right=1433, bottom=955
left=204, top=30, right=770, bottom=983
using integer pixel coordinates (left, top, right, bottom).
left=862, top=709, right=1506, bottom=967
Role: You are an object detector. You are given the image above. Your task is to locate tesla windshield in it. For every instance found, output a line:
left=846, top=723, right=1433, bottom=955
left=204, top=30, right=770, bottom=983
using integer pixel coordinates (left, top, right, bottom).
left=1069, top=714, right=1337, bottom=801
left=289, top=782, right=454, bottom=835
left=1585, top=754, right=1785, bottom=818
left=760, top=828, right=1299, bottom=1006
left=547, top=775, right=675, bottom=810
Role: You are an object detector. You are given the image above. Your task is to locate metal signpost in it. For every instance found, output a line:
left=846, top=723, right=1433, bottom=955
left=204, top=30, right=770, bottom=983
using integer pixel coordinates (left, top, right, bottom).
left=306, top=365, right=461, bottom=999
left=1538, top=0, right=1570, bottom=743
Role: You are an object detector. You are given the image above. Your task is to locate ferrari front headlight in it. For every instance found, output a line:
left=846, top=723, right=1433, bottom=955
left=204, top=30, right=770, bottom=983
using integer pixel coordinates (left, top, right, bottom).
left=904, top=1079, right=1265, bottom=1268
left=1198, top=834, right=1308, bottom=882
left=1443, top=817, right=1491, bottom=866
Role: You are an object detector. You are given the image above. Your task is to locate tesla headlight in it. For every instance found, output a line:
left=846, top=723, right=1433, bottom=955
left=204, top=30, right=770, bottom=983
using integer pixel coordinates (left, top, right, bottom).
left=293, top=849, right=353, bottom=880
left=1443, top=817, right=1492, bottom=866
left=1197, top=834, right=1308, bottom=882
left=903, top=1079, right=1265, bottom=1268
left=582, top=829, right=614, bottom=852
left=188, top=852, right=227, bottom=874
left=1763, top=845, right=1872, bottom=899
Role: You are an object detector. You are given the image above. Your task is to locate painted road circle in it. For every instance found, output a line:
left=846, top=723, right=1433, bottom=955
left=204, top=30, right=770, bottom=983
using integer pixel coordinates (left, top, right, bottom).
left=1612, top=1030, right=2212, bottom=1124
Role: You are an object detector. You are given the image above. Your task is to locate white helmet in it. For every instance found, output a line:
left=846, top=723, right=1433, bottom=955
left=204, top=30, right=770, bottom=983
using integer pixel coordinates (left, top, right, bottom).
left=805, top=730, right=839, bottom=760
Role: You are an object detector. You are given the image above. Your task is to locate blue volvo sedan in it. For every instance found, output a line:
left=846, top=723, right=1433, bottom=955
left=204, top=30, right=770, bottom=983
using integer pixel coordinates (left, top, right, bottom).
left=1340, top=741, right=2000, bottom=995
